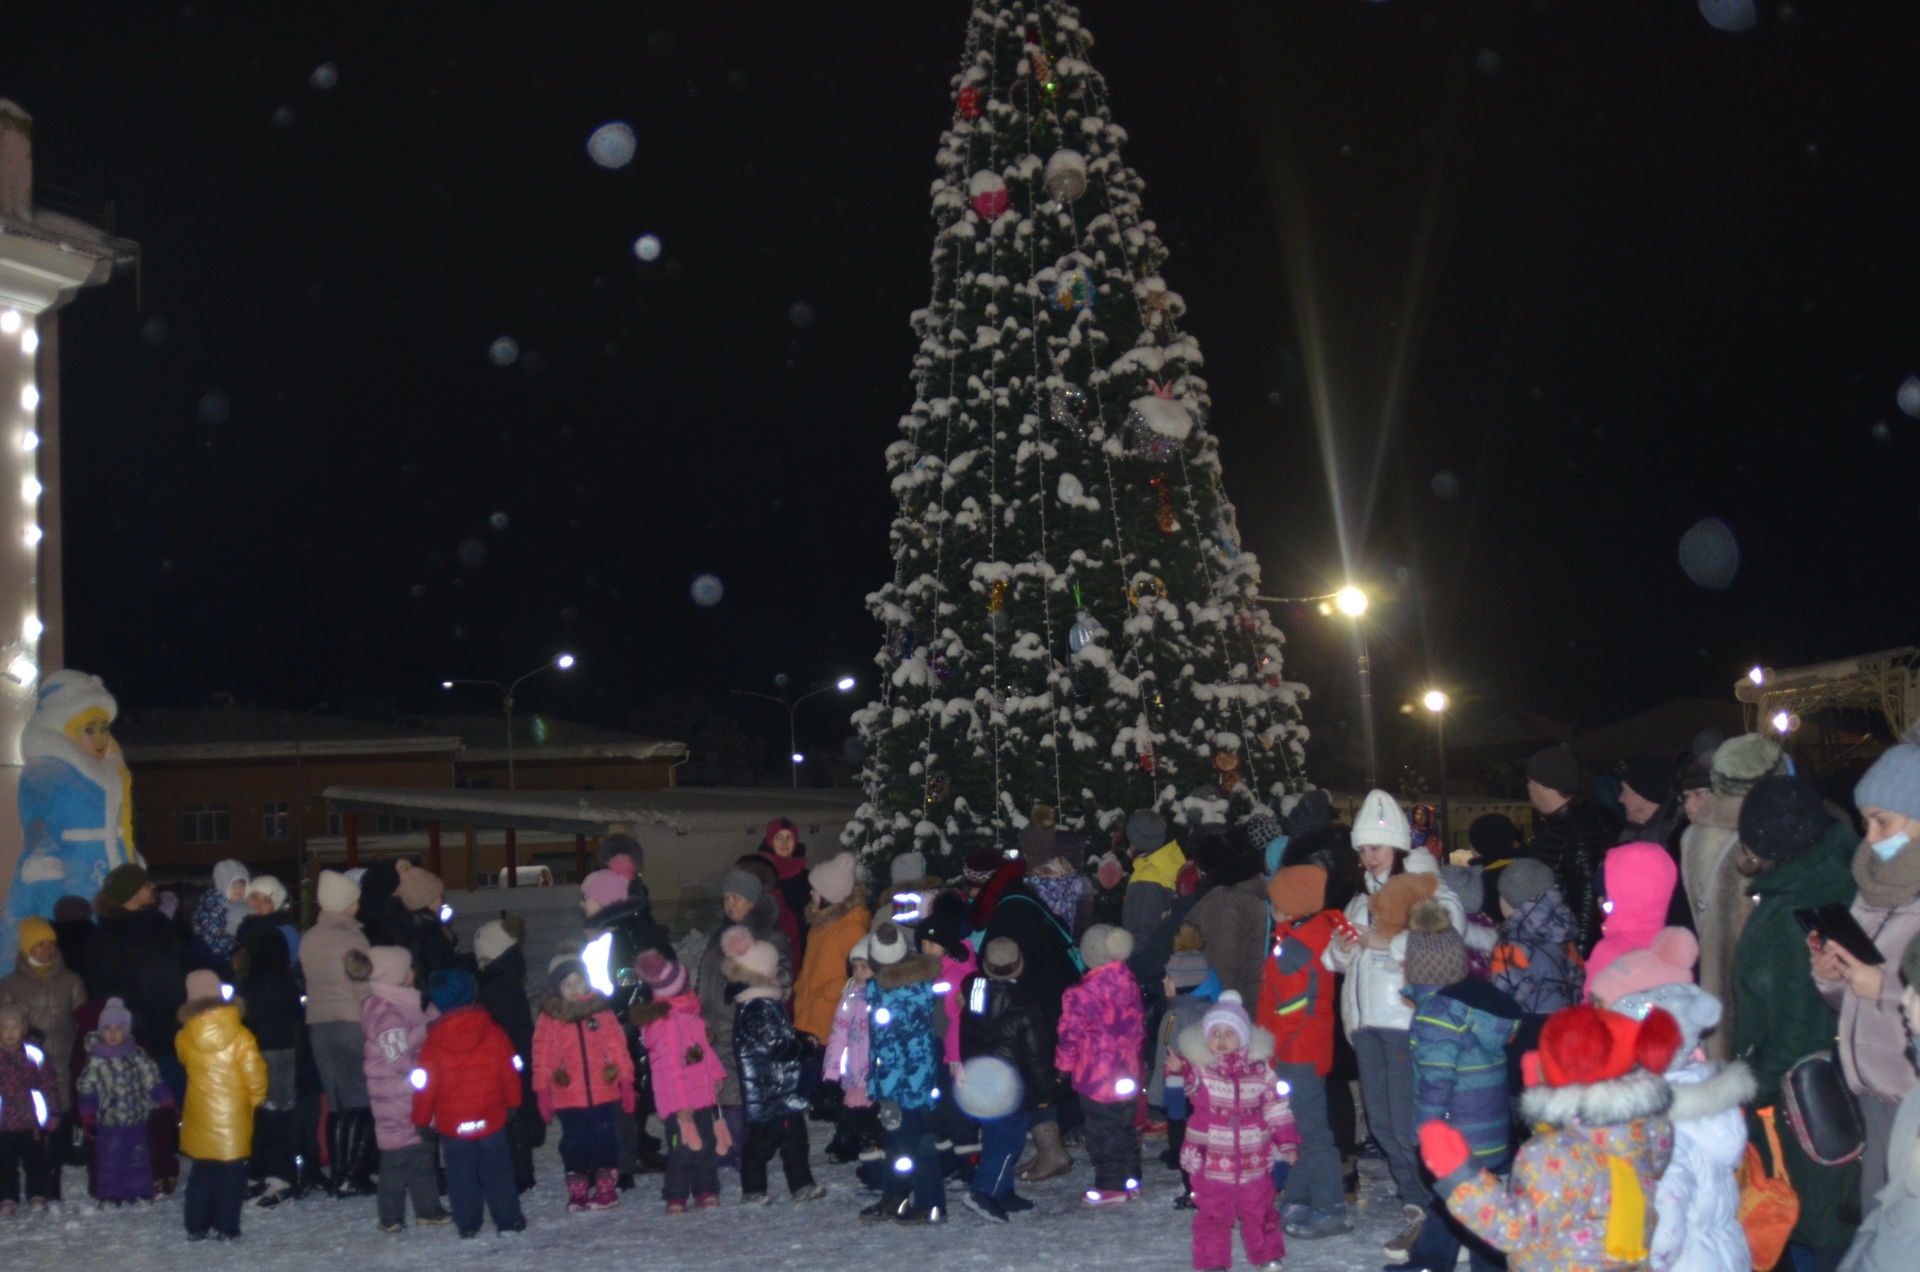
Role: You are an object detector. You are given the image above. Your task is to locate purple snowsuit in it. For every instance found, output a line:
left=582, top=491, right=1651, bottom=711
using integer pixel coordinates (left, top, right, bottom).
left=76, top=1030, right=170, bottom=1201
left=361, top=983, right=429, bottom=1150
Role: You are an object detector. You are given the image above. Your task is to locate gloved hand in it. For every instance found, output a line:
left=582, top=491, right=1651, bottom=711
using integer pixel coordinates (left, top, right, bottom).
left=618, top=1079, right=636, bottom=1116
left=678, top=1110, right=702, bottom=1152
left=712, top=1114, right=733, bottom=1157
left=1418, top=1120, right=1469, bottom=1179
left=602, top=1063, right=621, bottom=1085
left=538, top=1090, right=556, bottom=1123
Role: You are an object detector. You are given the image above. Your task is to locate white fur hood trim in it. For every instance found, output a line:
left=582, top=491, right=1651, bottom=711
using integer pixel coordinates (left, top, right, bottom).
left=1667, top=1060, right=1756, bottom=1122
left=1521, top=1068, right=1673, bottom=1128
left=1175, top=1023, right=1276, bottom=1074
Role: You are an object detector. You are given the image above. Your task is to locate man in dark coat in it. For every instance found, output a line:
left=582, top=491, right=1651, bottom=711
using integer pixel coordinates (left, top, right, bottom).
left=84, top=864, right=186, bottom=1193
left=1617, top=754, right=1696, bottom=931
left=1524, top=745, right=1621, bottom=958
left=475, top=918, right=540, bottom=1193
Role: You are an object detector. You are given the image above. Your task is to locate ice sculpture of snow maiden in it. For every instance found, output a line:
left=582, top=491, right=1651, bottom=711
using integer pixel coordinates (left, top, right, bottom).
left=3, top=669, right=140, bottom=955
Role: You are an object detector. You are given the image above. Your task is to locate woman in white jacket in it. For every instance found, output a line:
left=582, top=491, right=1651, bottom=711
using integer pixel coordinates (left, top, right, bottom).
left=1321, top=790, right=1465, bottom=1260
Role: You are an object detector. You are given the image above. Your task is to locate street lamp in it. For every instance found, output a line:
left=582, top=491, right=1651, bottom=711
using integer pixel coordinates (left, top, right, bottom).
left=440, top=653, right=577, bottom=789
left=732, top=677, right=858, bottom=789
left=1334, top=585, right=1377, bottom=789
left=1422, top=690, right=1449, bottom=850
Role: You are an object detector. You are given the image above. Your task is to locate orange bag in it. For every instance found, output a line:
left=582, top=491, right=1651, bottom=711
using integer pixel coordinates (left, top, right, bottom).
left=1739, top=1106, right=1800, bottom=1271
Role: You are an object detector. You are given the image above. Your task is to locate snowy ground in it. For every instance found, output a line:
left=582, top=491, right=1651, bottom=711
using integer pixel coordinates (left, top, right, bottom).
left=3, top=1122, right=1408, bottom=1271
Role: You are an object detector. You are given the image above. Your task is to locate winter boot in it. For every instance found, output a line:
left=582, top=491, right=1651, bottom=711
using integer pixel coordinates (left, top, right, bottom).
left=565, top=1173, right=591, bottom=1213
left=859, top=1194, right=908, bottom=1221
left=588, top=1168, right=619, bottom=1210
left=1014, top=1119, right=1073, bottom=1183
left=337, top=1109, right=378, bottom=1197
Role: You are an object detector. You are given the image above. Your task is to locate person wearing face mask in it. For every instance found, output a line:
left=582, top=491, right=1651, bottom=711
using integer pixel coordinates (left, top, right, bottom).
left=1839, top=932, right=1920, bottom=1271
left=1814, top=740, right=1920, bottom=1215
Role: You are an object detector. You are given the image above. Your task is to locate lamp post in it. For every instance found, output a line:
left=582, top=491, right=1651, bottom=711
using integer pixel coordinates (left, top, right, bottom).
left=441, top=653, right=576, bottom=790
left=1422, top=689, right=1449, bottom=851
left=1335, top=586, right=1377, bottom=790
left=731, top=676, right=857, bottom=789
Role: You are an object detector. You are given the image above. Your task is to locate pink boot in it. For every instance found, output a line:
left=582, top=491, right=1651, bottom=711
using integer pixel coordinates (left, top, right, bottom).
left=589, top=1168, right=619, bottom=1210
left=565, top=1172, right=590, bottom=1213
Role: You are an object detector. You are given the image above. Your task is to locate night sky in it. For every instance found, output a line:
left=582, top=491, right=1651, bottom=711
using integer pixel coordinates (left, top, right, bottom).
left=10, top=2, right=1919, bottom=775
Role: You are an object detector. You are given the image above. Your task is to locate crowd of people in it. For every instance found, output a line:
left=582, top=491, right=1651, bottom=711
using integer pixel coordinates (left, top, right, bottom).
left=5, top=742, right=1920, bottom=1270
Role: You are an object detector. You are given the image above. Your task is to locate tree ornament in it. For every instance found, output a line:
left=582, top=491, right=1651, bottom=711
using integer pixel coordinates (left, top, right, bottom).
left=1067, top=609, right=1104, bottom=654
left=1150, top=476, right=1180, bottom=533
left=1126, top=380, right=1194, bottom=462
left=891, top=628, right=916, bottom=660
left=1237, top=611, right=1259, bottom=633
left=1213, top=750, right=1243, bottom=792
left=932, top=653, right=953, bottom=680
left=1048, top=268, right=1095, bottom=315
left=1030, top=51, right=1055, bottom=96
left=957, top=84, right=981, bottom=119
left=987, top=578, right=1011, bottom=634
left=1045, top=384, right=1093, bottom=439
left=925, top=772, right=948, bottom=804
left=1043, top=150, right=1087, bottom=203
left=1127, top=575, right=1168, bottom=610
left=968, top=170, right=1010, bottom=220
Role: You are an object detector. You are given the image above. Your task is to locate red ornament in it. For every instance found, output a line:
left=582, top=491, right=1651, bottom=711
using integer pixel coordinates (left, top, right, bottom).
left=957, top=85, right=981, bottom=119
left=1139, top=743, right=1156, bottom=773
left=971, top=187, right=1009, bottom=220
left=1150, top=477, right=1179, bottom=534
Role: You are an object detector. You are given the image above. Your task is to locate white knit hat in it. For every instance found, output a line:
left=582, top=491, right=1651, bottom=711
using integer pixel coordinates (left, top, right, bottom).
left=246, top=875, right=287, bottom=911
left=1352, top=790, right=1411, bottom=853
left=473, top=920, right=516, bottom=969
left=869, top=921, right=910, bottom=966
left=316, top=869, right=360, bottom=913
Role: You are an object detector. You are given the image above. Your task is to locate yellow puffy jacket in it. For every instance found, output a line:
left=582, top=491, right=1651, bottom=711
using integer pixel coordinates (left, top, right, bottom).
left=175, top=999, right=267, bottom=1161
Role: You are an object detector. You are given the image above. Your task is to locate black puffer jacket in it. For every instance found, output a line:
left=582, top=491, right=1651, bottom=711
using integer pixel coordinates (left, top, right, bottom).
left=973, top=863, right=1081, bottom=1054
left=732, top=991, right=806, bottom=1124
left=958, top=973, right=1055, bottom=1108
left=1532, top=798, right=1621, bottom=958
left=477, top=942, right=536, bottom=1061
left=84, top=905, right=185, bottom=1058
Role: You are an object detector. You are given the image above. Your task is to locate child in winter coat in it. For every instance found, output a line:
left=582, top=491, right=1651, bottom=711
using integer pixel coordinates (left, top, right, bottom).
left=1057, top=923, right=1145, bottom=1206
left=916, top=891, right=979, bottom=1178
left=1582, top=841, right=1680, bottom=1001
left=0, top=916, right=86, bottom=1168
left=350, top=945, right=450, bottom=1232
left=823, top=936, right=877, bottom=1166
left=532, top=951, right=635, bottom=1212
left=1605, top=960, right=1753, bottom=1272
left=176, top=968, right=268, bottom=1240
left=632, top=950, right=730, bottom=1212
left=191, top=860, right=251, bottom=971
left=1168, top=992, right=1299, bottom=1272
left=1420, top=1003, right=1679, bottom=1272
left=412, top=970, right=527, bottom=1239
left=861, top=921, right=945, bottom=1223
left=77, top=997, right=173, bottom=1204
left=959, top=936, right=1055, bottom=1221
left=1157, top=930, right=1220, bottom=1209
left=0, top=1002, right=60, bottom=1214
left=726, top=928, right=826, bottom=1205
left=1842, top=932, right=1920, bottom=1272
left=1488, top=858, right=1585, bottom=1096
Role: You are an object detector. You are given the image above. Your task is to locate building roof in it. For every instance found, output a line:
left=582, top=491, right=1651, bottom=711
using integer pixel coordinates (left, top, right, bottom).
left=400, top=713, right=688, bottom=764
left=117, top=705, right=462, bottom=762
left=320, top=784, right=859, bottom=837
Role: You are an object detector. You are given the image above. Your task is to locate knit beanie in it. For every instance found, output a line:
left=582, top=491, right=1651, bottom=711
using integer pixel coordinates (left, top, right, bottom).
left=1267, top=865, right=1327, bottom=919
left=185, top=969, right=224, bottom=1001
left=1622, top=756, right=1677, bottom=807
left=394, top=860, right=445, bottom=913
left=1497, top=857, right=1556, bottom=910
left=1401, top=898, right=1469, bottom=988
left=1610, top=980, right=1721, bottom=1069
left=1710, top=733, right=1788, bottom=799
left=919, top=891, right=969, bottom=954
left=1165, top=948, right=1210, bottom=992
left=1738, top=776, right=1832, bottom=862
left=100, top=863, right=150, bottom=909
left=719, top=867, right=765, bottom=905
left=1468, top=814, right=1523, bottom=861
left=598, top=832, right=644, bottom=874
left=581, top=868, right=631, bottom=909
left=869, top=921, right=910, bottom=967
left=888, top=851, right=928, bottom=887
left=1526, top=745, right=1584, bottom=800
left=1284, top=789, right=1335, bottom=838
left=1201, top=990, right=1253, bottom=1049
left=981, top=936, right=1024, bottom=980
left=1439, top=864, right=1484, bottom=916
left=473, top=919, right=517, bottom=969
left=99, top=997, right=133, bottom=1031
left=316, top=869, right=360, bottom=913
left=635, top=949, right=688, bottom=998
left=546, top=955, right=588, bottom=994
left=1078, top=923, right=1134, bottom=971
left=1369, top=872, right=1437, bottom=939
left=1589, top=927, right=1700, bottom=1008
left=1352, top=790, right=1411, bottom=852
left=1018, top=822, right=1059, bottom=865
left=17, top=915, right=55, bottom=955
left=1243, top=813, right=1284, bottom=853
left=427, top=969, right=475, bottom=1013
left=1856, top=744, right=1920, bottom=823
left=1125, top=810, right=1167, bottom=854
left=848, top=936, right=874, bottom=966
left=962, top=850, right=1005, bottom=887
left=808, top=853, right=859, bottom=906
left=246, top=875, right=288, bottom=912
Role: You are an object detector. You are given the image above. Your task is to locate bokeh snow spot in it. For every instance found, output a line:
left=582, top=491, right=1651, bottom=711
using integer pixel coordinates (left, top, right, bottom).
left=586, top=122, right=637, bottom=169
left=488, top=511, right=510, bottom=531
left=456, top=538, right=488, bottom=570
left=1430, top=469, right=1460, bottom=499
left=690, top=573, right=725, bottom=607
left=1896, top=375, right=1920, bottom=419
left=633, top=234, right=663, bottom=262
left=488, top=336, right=521, bottom=367
left=1698, top=0, right=1758, bottom=32
left=310, top=63, right=339, bottom=91
left=788, top=301, right=818, bottom=330
left=1678, top=517, right=1740, bottom=590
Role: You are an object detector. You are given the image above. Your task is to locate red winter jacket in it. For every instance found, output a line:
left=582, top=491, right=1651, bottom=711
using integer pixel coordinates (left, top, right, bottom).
left=530, top=992, right=632, bottom=1111
left=411, top=1005, right=522, bottom=1140
left=1255, top=912, right=1338, bottom=1075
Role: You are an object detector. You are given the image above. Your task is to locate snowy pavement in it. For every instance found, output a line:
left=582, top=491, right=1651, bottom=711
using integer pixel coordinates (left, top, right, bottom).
left=3, top=1123, right=1410, bottom=1271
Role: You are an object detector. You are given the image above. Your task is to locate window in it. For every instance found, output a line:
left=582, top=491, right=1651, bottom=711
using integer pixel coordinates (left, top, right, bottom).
left=326, top=812, right=343, bottom=837
left=180, top=804, right=231, bottom=845
left=263, top=801, right=289, bottom=841
left=375, top=815, right=423, bottom=834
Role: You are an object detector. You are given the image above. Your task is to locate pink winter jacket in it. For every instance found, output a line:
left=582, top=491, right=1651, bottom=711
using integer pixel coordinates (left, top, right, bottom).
left=531, top=992, right=633, bottom=1112
left=1173, top=1026, right=1300, bottom=1186
left=935, top=947, right=976, bottom=1067
left=1056, top=960, right=1145, bottom=1103
left=361, top=983, right=428, bottom=1150
left=634, top=994, right=724, bottom=1119
left=1584, top=841, right=1679, bottom=999
left=824, top=978, right=872, bottom=1106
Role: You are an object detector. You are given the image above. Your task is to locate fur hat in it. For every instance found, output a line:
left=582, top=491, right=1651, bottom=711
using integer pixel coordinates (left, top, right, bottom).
left=394, top=860, right=445, bottom=913
left=1610, top=980, right=1721, bottom=1068
left=1738, top=776, right=1832, bottom=862
left=100, top=863, right=150, bottom=909
left=869, top=921, right=910, bottom=966
left=1078, top=923, right=1134, bottom=971
left=473, top=918, right=518, bottom=969
left=1242, top=813, right=1284, bottom=853
left=1468, top=814, right=1524, bottom=861
left=427, top=969, right=475, bottom=1013
left=184, top=969, right=224, bottom=1001
left=1352, top=790, right=1411, bottom=852
left=634, top=949, right=687, bottom=999
left=1401, top=898, right=1468, bottom=987
left=1125, top=810, right=1167, bottom=854
left=961, top=850, right=1005, bottom=887
left=1526, top=745, right=1584, bottom=800
left=888, top=850, right=929, bottom=887
left=719, top=867, right=765, bottom=905
left=1267, top=865, right=1327, bottom=919
left=1017, top=821, right=1059, bottom=864
left=1535, top=1003, right=1683, bottom=1089
left=1439, top=864, right=1484, bottom=915
left=316, top=868, right=360, bottom=914
left=1284, top=789, right=1335, bottom=838
left=17, top=916, right=54, bottom=955
left=1368, top=872, right=1437, bottom=939
left=919, top=891, right=970, bottom=954
left=581, top=868, right=630, bottom=909
left=245, top=875, right=288, bottom=912
left=1622, top=756, right=1677, bottom=808
left=808, top=853, right=859, bottom=906
left=1856, top=743, right=1920, bottom=823
left=99, top=996, right=133, bottom=1031
left=598, top=832, right=644, bottom=874
left=1201, top=990, right=1253, bottom=1049
left=1589, top=928, right=1700, bottom=1008
left=1710, top=733, right=1788, bottom=799
left=981, top=936, right=1024, bottom=979
left=1497, top=857, right=1556, bottom=910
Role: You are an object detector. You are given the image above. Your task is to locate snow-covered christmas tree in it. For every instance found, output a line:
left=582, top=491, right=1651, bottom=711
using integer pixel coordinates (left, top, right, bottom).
left=848, top=1, right=1309, bottom=881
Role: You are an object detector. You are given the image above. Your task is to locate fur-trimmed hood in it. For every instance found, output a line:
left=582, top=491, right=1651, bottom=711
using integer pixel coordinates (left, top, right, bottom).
left=1175, top=1023, right=1276, bottom=1075
left=873, top=951, right=941, bottom=990
left=537, top=990, right=610, bottom=1022
left=1666, top=1059, right=1756, bottom=1122
left=806, top=887, right=868, bottom=930
left=1520, top=1066, right=1673, bottom=1128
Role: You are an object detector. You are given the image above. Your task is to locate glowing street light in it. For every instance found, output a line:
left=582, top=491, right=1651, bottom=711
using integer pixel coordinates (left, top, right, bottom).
left=440, top=653, right=578, bottom=788
left=1334, top=586, right=1369, bottom=617
left=732, top=676, right=859, bottom=789
left=1332, top=585, right=1376, bottom=788
left=1422, top=689, right=1450, bottom=847
left=1422, top=690, right=1449, bottom=714
left=790, top=752, right=806, bottom=765
left=1748, top=666, right=1766, bottom=687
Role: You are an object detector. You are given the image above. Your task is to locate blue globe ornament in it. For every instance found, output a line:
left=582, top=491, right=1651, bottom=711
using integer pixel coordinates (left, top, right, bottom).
left=1068, top=610, right=1104, bottom=654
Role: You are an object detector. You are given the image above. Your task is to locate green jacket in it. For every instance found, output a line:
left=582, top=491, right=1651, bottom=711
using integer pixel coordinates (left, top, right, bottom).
left=1733, top=818, right=1859, bottom=1252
